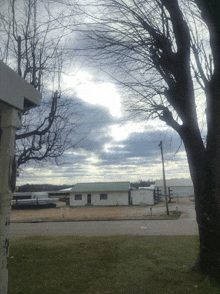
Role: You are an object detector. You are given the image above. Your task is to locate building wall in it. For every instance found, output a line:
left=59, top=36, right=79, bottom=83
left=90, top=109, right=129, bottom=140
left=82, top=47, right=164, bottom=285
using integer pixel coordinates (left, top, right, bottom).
left=70, top=191, right=129, bottom=206
left=70, top=193, right=87, bottom=206
left=131, top=189, right=154, bottom=205
left=92, top=191, right=128, bottom=206
left=158, top=186, right=194, bottom=198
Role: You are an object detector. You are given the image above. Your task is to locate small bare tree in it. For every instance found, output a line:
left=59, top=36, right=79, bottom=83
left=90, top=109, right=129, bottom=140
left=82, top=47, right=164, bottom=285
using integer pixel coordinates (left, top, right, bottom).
left=0, top=0, right=83, bottom=168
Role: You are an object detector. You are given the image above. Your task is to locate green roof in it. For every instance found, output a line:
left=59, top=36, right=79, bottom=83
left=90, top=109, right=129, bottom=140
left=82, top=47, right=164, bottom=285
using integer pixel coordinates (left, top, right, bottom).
left=71, top=182, right=130, bottom=193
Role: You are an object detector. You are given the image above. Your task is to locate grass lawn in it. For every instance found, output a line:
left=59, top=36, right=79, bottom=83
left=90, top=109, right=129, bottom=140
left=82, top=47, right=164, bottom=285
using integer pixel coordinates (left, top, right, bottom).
left=8, top=235, right=220, bottom=294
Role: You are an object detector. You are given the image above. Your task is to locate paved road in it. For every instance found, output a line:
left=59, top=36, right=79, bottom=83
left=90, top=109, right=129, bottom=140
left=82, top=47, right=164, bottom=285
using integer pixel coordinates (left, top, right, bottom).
left=9, top=204, right=199, bottom=237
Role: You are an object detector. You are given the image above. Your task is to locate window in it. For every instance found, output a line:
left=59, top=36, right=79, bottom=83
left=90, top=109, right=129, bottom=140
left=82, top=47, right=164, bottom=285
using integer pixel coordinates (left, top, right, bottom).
left=100, top=194, right=108, bottom=200
left=75, top=194, right=82, bottom=200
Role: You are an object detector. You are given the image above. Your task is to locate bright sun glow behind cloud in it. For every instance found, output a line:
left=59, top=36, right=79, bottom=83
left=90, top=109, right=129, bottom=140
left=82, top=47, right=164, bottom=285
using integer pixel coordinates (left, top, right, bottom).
left=110, top=122, right=146, bottom=142
left=63, top=70, right=122, bottom=117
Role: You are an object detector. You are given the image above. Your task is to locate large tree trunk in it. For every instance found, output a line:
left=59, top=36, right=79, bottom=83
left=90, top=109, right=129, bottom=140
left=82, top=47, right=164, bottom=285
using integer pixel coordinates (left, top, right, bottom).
left=193, top=161, right=220, bottom=282
left=196, top=82, right=220, bottom=282
left=182, top=0, right=220, bottom=282
left=180, top=116, right=220, bottom=282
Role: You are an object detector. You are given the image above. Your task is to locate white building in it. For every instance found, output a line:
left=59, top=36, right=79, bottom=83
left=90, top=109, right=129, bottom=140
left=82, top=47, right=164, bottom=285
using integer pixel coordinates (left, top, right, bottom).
left=155, top=179, right=194, bottom=198
left=130, top=188, right=154, bottom=205
left=70, top=182, right=131, bottom=206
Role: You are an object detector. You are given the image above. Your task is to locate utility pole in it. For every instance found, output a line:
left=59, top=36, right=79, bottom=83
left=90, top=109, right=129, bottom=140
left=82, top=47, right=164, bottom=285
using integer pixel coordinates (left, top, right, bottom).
left=159, top=141, right=169, bottom=215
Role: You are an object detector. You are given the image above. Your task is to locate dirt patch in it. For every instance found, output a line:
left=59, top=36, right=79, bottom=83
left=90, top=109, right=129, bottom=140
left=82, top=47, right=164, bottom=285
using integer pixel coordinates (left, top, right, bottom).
left=10, top=203, right=184, bottom=222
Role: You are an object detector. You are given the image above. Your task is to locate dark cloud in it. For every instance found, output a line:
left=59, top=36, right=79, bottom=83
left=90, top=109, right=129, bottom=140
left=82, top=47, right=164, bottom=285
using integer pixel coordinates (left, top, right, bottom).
left=17, top=86, right=190, bottom=185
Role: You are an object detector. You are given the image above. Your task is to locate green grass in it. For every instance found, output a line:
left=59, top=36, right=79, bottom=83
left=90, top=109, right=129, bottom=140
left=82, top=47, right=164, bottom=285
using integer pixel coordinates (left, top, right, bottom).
left=8, top=235, right=220, bottom=294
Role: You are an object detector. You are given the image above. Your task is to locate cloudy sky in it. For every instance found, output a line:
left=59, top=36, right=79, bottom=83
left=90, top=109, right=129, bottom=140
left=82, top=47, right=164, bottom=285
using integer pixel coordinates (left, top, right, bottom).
left=5, top=0, right=194, bottom=186
left=17, top=69, right=191, bottom=186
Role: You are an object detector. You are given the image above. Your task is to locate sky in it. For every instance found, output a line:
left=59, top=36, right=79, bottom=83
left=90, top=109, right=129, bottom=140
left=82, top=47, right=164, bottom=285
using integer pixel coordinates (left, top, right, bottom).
left=17, top=68, right=191, bottom=186
left=1, top=0, right=195, bottom=186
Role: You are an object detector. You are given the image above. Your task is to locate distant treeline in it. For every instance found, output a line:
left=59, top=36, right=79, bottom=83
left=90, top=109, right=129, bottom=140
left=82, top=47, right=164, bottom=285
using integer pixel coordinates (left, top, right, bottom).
left=17, top=180, right=155, bottom=192
left=130, top=180, right=155, bottom=189
left=16, top=184, right=73, bottom=192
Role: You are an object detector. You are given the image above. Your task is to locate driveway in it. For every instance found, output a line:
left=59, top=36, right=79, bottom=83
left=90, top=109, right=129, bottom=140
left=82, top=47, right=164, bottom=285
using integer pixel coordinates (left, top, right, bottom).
left=9, top=202, right=199, bottom=237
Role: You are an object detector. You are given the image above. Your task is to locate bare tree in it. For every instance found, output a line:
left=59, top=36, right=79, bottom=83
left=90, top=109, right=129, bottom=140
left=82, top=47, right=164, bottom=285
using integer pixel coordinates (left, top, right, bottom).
left=15, top=91, right=83, bottom=167
left=0, top=0, right=83, bottom=168
left=74, top=0, right=220, bottom=283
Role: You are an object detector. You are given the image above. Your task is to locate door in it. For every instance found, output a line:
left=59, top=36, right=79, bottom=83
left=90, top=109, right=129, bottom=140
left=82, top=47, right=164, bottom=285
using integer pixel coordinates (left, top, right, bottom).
left=87, top=194, right=91, bottom=205
left=128, top=191, right=132, bottom=205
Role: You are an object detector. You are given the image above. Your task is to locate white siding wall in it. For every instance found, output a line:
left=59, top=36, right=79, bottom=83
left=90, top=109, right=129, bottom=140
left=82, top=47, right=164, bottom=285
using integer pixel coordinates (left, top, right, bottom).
left=70, top=191, right=129, bottom=206
left=70, top=193, right=87, bottom=206
left=131, top=189, right=154, bottom=205
left=92, top=192, right=128, bottom=206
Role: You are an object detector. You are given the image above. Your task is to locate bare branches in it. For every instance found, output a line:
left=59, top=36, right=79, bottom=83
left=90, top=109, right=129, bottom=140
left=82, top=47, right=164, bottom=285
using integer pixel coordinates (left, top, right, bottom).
left=0, top=0, right=84, bottom=167
left=15, top=95, right=83, bottom=167
left=77, top=0, right=201, bottom=129
left=1, top=0, right=66, bottom=91
left=15, top=91, right=59, bottom=140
